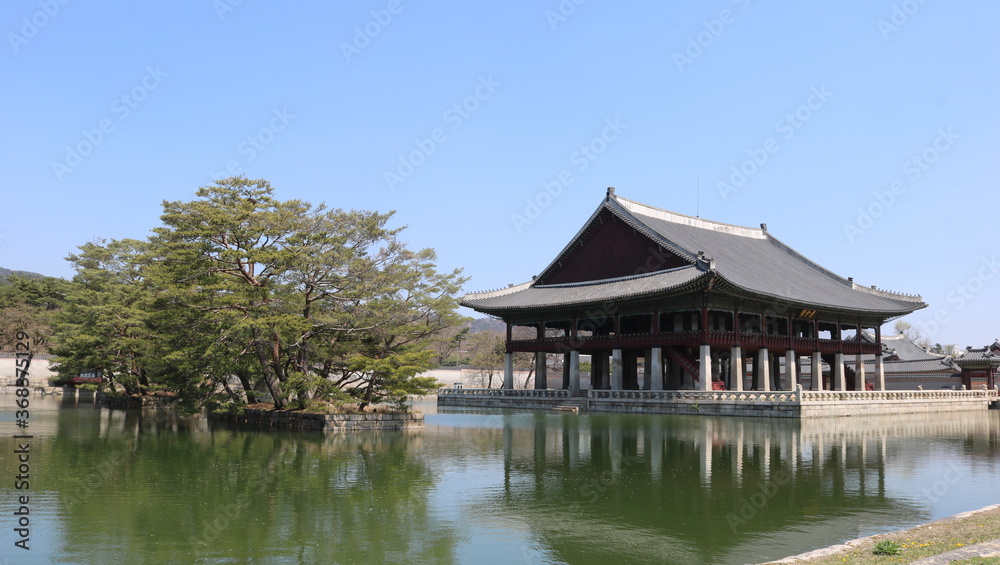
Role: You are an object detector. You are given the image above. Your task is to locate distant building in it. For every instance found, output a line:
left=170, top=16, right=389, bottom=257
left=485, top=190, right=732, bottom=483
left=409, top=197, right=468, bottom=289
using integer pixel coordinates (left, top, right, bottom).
left=954, top=341, right=1000, bottom=390
left=0, top=353, right=56, bottom=386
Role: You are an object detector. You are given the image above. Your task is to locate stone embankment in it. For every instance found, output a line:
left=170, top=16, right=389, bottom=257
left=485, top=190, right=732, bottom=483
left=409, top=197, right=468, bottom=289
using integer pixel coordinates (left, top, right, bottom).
left=212, top=409, right=424, bottom=431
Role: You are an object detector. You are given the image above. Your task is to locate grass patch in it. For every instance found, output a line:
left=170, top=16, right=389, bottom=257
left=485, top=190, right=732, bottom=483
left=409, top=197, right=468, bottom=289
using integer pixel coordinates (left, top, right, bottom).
left=762, top=506, right=1000, bottom=565
left=871, top=540, right=901, bottom=555
left=949, top=558, right=1000, bottom=565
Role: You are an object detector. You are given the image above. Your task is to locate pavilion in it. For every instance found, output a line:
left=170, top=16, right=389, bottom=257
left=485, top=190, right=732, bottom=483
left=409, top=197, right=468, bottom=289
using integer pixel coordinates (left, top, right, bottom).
left=954, top=341, right=1000, bottom=390
left=460, top=188, right=928, bottom=397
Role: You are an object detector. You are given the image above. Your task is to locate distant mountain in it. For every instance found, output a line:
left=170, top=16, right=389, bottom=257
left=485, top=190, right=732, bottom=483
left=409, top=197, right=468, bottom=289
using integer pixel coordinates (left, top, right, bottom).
left=0, top=268, right=48, bottom=283
left=469, top=316, right=505, bottom=334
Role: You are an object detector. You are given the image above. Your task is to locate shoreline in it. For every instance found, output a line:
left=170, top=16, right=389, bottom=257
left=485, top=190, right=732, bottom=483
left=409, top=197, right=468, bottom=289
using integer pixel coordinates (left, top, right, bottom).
left=762, top=504, right=1000, bottom=564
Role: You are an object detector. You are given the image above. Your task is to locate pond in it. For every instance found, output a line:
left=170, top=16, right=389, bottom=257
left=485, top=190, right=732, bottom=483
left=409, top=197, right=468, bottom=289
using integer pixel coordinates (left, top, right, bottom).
left=2, top=392, right=999, bottom=564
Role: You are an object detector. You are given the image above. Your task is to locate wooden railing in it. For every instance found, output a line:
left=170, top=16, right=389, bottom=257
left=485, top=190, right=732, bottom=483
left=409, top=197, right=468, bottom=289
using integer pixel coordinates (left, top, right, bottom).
left=508, top=331, right=880, bottom=355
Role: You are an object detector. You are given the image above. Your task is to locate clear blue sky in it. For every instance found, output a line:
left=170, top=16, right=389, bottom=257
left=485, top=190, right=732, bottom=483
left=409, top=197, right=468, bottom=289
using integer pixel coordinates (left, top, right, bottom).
left=2, top=1, right=997, bottom=348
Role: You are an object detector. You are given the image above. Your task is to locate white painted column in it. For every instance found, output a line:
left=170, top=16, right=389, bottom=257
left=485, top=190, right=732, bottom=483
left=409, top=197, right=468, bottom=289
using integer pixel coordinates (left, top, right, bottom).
left=731, top=346, right=744, bottom=392
left=834, top=352, right=845, bottom=391
left=643, top=349, right=652, bottom=390
left=785, top=350, right=798, bottom=391
left=568, top=351, right=581, bottom=396
left=855, top=353, right=866, bottom=391
left=649, top=347, right=663, bottom=391
left=812, top=351, right=823, bottom=391
left=759, top=348, right=771, bottom=392
left=699, top=345, right=712, bottom=391
left=504, top=352, right=514, bottom=389
left=611, top=349, right=623, bottom=391
left=535, top=351, right=547, bottom=389
left=875, top=353, right=886, bottom=391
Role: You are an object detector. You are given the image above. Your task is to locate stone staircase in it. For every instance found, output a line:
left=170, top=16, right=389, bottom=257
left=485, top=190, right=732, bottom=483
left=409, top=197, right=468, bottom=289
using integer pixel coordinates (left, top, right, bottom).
left=553, top=398, right=589, bottom=413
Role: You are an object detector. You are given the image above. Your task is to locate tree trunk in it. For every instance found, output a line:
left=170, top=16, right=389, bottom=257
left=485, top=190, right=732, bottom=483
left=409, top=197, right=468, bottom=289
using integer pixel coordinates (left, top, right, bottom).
left=235, top=369, right=258, bottom=404
left=251, top=328, right=285, bottom=409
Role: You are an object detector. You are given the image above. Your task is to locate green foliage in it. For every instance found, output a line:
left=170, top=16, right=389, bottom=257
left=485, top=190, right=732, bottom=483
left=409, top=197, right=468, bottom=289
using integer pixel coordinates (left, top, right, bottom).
left=0, top=274, right=72, bottom=353
left=871, top=540, right=902, bottom=555
left=51, top=177, right=466, bottom=412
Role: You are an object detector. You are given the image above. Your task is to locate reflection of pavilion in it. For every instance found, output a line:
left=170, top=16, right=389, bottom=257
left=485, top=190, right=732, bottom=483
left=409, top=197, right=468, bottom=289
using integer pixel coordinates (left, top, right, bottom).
left=464, top=189, right=925, bottom=394
left=482, top=411, right=1000, bottom=565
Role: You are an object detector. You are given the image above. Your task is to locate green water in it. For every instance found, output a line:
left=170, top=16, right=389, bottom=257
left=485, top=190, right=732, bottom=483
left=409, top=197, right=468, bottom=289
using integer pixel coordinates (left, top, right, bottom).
left=2, top=392, right=999, bottom=564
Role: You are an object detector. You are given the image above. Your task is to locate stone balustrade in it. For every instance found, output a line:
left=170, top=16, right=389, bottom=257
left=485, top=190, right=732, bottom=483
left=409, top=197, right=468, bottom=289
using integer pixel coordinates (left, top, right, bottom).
left=437, top=388, right=569, bottom=398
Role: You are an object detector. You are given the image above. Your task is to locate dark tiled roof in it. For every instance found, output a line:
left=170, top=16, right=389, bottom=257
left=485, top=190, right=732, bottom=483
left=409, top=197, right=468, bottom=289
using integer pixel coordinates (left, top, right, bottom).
left=862, top=331, right=944, bottom=361
left=955, top=343, right=1000, bottom=366
left=846, top=357, right=958, bottom=375
left=461, top=266, right=703, bottom=311
left=462, top=192, right=927, bottom=315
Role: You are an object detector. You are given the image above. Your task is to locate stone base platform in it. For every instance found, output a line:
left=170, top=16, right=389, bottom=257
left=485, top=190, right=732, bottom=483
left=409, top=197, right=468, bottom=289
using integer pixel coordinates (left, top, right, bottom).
left=437, top=387, right=998, bottom=418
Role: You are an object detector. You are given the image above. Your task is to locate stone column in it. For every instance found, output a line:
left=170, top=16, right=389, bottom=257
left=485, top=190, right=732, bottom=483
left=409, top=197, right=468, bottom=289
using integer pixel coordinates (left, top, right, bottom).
left=758, top=348, right=771, bottom=392
left=535, top=351, right=547, bottom=389
left=875, top=353, right=886, bottom=391
left=504, top=352, right=514, bottom=389
left=611, top=349, right=623, bottom=391
left=562, top=352, right=571, bottom=389
left=731, top=346, right=744, bottom=392
left=834, top=352, right=845, bottom=391
left=643, top=349, right=652, bottom=390
left=699, top=344, right=712, bottom=391
left=855, top=353, right=866, bottom=391
left=568, top=351, right=581, bottom=396
left=649, top=347, right=664, bottom=391
left=785, top=350, right=797, bottom=391
left=812, top=351, right=823, bottom=391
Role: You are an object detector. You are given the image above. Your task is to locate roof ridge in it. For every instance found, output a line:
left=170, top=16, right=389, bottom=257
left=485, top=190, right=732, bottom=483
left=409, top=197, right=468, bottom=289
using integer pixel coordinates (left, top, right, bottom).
left=615, top=195, right=767, bottom=239
left=464, top=281, right=532, bottom=299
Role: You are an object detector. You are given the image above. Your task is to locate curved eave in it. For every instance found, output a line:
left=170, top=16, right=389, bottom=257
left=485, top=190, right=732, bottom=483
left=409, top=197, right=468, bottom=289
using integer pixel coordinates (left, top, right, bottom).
left=460, top=267, right=709, bottom=316
left=709, top=274, right=927, bottom=318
